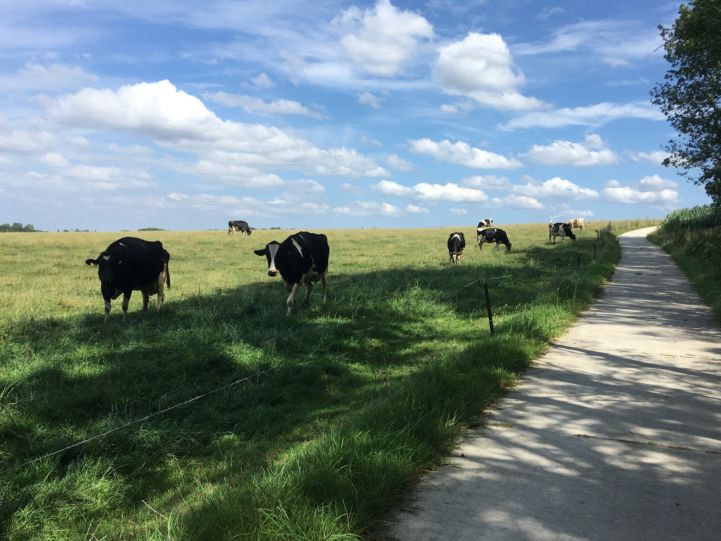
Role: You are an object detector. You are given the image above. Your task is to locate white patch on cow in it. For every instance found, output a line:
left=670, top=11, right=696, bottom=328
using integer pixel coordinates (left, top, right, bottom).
left=118, top=242, right=126, bottom=249
left=291, top=238, right=303, bottom=257
left=451, top=233, right=461, bottom=242
left=267, top=243, right=280, bottom=274
left=286, top=282, right=301, bottom=316
left=102, top=255, right=110, bottom=261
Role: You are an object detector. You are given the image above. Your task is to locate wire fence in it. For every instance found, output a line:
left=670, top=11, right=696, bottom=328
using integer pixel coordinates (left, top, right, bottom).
left=5, top=365, right=279, bottom=474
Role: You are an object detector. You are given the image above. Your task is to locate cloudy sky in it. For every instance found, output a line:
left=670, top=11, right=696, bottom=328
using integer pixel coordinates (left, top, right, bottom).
left=0, top=0, right=708, bottom=231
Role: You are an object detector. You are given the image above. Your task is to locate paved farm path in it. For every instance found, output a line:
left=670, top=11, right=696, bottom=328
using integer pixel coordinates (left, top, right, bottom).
left=388, top=227, right=721, bottom=541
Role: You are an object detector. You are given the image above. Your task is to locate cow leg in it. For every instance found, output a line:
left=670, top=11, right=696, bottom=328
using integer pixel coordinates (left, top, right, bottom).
left=156, top=268, right=166, bottom=311
left=304, top=280, right=313, bottom=305
left=122, top=292, right=131, bottom=319
left=321, top=272, right=328, bottom=304
left=142, top=292, right=150, bottom=311
left=286, top=283, right=301, bottom=316
left=104, top=299, right=111, bottom=322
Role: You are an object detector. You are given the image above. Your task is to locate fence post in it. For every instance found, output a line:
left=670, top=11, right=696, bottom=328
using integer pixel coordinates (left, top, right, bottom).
left=483, top=282, right=495, bottom=336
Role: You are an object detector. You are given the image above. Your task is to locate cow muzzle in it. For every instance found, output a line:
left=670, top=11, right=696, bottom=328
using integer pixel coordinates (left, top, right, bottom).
left=268, top=270, right=278, bottom=277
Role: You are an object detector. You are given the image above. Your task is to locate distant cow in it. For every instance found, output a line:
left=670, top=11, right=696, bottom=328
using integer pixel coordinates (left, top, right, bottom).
left=228, top=220, right=252, bottom=235
left=254, top=231, right=329, bottom=316
left=447, top=232, right=466, bottom=264
left=85, top=237, right=170, bottom=321
left=477, top=218, right=494, bottom=228
left=549, top=222, right=577, bottom=243
left=477, top=227, right=512, bottom=251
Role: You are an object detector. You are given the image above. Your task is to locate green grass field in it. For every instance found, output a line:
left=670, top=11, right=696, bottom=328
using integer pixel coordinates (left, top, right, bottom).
left=0, top=220, right=657, bottom=540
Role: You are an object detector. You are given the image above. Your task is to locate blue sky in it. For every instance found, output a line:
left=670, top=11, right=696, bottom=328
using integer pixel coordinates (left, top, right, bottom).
left=0, top=0, right=709, bottom=231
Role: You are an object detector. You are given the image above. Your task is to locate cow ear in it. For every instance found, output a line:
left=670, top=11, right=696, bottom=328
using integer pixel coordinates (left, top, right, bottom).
left=253, top=249, right=266, bottom=256
left=85, top=258, right=98, bottom=266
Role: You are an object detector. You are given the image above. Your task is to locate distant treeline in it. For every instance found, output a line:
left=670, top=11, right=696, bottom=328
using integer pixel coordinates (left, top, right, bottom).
left=0, top=223, right=36, bottom=232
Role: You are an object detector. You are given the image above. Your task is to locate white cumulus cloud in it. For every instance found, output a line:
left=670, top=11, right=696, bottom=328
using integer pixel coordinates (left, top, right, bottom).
left=460, top=175, right=511, bottom=190
left=49, top=80, right=387, bottom=181
left=340, top=0, right=433, bottom=76
left=513, top=177, right=599, bottom=200
left=526, top=133, right=618, bottom=166
left=627, top=150, right=670, bottom=165
left=436, top=33, right=545, bottom=111
left=204, top=92, right=322, bottom=118
left=334, top=200, right=401, bottom=216
left=503, top=101, right=664, bottom=130
left=409, top=138, right=521, bottom=169
left=603, top=175, right=679, bottom=205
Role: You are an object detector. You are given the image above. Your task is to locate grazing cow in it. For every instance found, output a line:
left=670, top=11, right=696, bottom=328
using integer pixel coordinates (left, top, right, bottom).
left=570, top=218, right=585, bottom=230
left=254, top=231, right=329, bottom=316
left=476, top=227, right=512, bottom=251
left=477, top=218, right=494, bottom=228
left=549, top=222, right=577, bottom=243
left=447, top=232, right=466, bottom=264
left=228, top=220, right=252, bottom=235
left=85, top=237, right=170, bottom=321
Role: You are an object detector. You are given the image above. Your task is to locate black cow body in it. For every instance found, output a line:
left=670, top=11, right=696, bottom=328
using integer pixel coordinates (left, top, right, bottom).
left=477, top=227, right=512, bottom=251
left=228, top=220, right=251, bottom=235
left=85, top=237, right=170, bottom=321
left=254, top=231, right=329, bottom=316
left=447, top=232, right=466, bottom=264
left=549, top=222, right=576, bottom=243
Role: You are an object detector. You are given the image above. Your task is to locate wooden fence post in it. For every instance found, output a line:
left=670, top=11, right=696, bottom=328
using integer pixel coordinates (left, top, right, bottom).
left=483, top=282, right=495, bottom=336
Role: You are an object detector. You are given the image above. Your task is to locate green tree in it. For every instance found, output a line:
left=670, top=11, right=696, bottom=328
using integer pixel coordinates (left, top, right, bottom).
left=650, top=0, right=721, bottom=205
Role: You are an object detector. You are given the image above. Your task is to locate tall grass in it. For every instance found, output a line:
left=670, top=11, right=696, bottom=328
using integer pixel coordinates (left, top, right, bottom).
left=0, top=223, right=632, bottom=539
left=650, top=205, right=721, bottom=323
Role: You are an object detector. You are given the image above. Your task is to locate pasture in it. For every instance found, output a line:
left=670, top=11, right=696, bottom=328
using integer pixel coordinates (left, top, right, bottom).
left=0, top=221, right=655, bottom=540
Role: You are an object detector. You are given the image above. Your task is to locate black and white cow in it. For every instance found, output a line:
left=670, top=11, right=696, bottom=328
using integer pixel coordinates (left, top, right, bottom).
left=477, top=218, right=494, bottom=228
left=228, top=220, right=252, bottom=235
left=85, top=237, right=170, bottom=321
left=254, top=231, right=329, bottom=316
left=549, top=222, right=577, bottom=243
left=447, top=232, right=466, bottom=264
left=476, top=227, right=512, bottom=251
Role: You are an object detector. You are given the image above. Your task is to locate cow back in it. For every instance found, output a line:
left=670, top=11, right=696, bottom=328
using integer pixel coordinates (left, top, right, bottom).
left=275, top=232, right=329, bottom=284
left=105, top=237, right=169, bottom=288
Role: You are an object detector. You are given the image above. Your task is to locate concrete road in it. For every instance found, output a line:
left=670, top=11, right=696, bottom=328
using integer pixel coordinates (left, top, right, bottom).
left=388, top=227, right=721, bottom=541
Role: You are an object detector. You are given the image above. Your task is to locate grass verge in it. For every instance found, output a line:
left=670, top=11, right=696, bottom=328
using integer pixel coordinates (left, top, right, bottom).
left=649, top=206, right=721, bottom=324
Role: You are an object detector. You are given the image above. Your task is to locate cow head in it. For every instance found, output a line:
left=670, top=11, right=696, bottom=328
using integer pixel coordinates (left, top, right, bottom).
left=564, top=224, right=577, bottom=240
left=86, top=253, right=125, bottom=298
left=254, top=242, right=282, bottom=277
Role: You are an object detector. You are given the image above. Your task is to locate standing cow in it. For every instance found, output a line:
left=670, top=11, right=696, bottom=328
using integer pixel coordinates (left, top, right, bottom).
left=549, top=222, right=577, bottom=243
left=447, top=232, right=466, bottom=264
left=228, top=220, right=252, bottom=235
left=85, top=237, right=170, bottom=321
left=254, top=231, right=329, bottom=316
left=570, top=218, right=585, bottom=230
left=477, top=227, right=512, bottom=251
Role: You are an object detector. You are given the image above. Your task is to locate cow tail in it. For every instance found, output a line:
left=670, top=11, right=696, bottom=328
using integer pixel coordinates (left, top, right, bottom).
left=165, top=251, right=171, bottom=288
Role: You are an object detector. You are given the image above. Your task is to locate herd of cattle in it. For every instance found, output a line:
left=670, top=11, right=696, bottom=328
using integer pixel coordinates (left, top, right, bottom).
left=85, top=217, right=586, bottom=319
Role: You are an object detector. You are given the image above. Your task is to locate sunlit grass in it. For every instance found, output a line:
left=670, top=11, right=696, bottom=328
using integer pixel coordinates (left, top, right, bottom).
left=0, top=221, right=655, bottom=539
